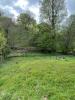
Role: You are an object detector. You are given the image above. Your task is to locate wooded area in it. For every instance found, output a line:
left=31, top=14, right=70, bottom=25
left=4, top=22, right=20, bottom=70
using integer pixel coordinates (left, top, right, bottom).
left=0, top=0, right=75, bottom=62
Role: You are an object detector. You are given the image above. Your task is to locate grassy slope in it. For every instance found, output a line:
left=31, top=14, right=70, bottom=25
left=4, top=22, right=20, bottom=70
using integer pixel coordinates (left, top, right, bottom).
left=0, top=54, right=75, bottom=100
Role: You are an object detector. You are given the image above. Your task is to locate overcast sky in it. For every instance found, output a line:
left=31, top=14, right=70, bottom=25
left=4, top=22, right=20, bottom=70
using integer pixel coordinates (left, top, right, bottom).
left=0, top=0, right=75, bottom=22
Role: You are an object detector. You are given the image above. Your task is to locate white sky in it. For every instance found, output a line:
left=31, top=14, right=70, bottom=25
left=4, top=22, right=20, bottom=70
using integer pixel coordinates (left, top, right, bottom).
left=0, top=0, right=75, bottom=22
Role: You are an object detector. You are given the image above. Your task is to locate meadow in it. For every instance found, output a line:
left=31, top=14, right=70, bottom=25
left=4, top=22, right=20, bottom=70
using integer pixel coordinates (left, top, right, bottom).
left=0, top=53, right=75, bottom=100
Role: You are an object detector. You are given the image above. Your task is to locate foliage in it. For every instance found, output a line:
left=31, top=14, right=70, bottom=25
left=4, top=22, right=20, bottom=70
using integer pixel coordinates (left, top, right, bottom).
left=60, top=15, right=75, bottom=53
left=0, top=30, right=6, bottom=50
left=0, top=29, right=7, bottom=61
left=0, top=9, right=75, bottom=55
left=40, top=0, right=67, bottom=28
left=17, top=12, right=37, bottom=47
left=40, top=0, right=67, bottom=51
left=31, top=22, right=58, bottom=52
left=17, top=12, right=36, bottom=31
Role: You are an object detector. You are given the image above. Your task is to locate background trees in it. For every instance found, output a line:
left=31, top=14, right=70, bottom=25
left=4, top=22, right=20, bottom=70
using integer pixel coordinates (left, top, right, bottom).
left=40, top=0, right=67, bottom=51
left=16, top=12, right=37, bottom=47
left=31, top=23, right=52, bottom=51
left=0, top=0, right=75, bottom=61
left=60, top=15, right=75, bottom=54
left=40, top=0, right=66, bottom=27
left=0, top=14, right=14, bottom=60
left=0, top=28, right=7, bottom=61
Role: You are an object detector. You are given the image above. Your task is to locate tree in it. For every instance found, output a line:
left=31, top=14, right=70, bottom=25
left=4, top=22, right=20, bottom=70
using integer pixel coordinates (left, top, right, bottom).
left=0, top=16, right=14, bottom=55
left=0, top=15, right=14, bottom=59
left=0, top=29, right=6, bottom=51
left=17, top=12, right=36, bottom=31
left=0, top=28, right=7, bottom=61
left=40, top=0, right=67, bottom=51
left=0, top=16, right=13, bottom=40
left=31, top=22, right=53, bottom=52
left=40, top=0, right=66, bottom=28
left=17, top=12, right=37, bottom=47
left=60, top=15, right=75, bottom=54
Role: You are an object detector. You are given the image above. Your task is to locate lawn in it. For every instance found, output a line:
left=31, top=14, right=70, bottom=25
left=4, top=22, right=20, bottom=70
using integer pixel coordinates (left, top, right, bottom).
left=0, top=53, right=75, bottom=100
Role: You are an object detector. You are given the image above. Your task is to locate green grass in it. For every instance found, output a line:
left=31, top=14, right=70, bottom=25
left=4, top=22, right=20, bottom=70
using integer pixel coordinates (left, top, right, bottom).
left=0, top=53, right=75, bottom=100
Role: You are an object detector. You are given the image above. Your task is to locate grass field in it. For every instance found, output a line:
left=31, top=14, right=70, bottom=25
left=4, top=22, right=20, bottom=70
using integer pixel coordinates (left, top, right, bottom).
left=0, top=53, right=75, bottom=100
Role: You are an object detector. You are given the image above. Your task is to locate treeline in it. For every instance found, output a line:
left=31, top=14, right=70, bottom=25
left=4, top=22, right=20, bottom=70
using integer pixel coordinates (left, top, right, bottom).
left=0, top=0, right=75, bottom=61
